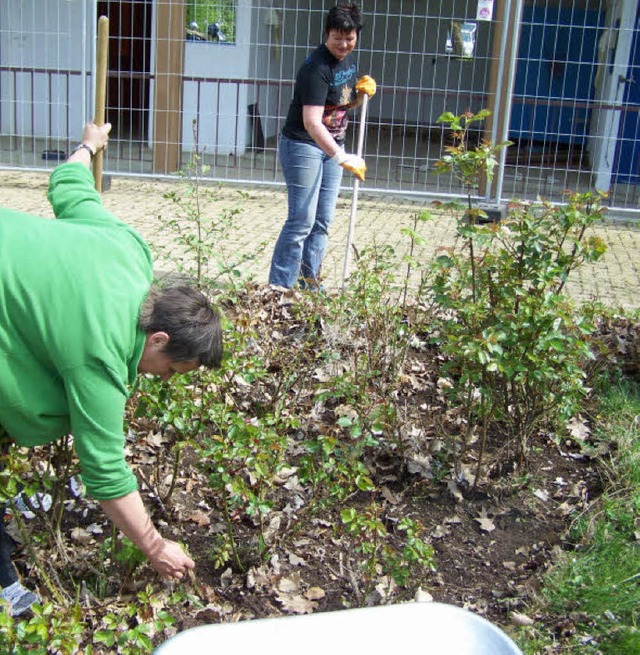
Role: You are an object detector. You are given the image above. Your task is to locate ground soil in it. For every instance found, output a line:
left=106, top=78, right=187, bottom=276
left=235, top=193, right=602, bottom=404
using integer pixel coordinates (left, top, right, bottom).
left=8, top=285, right=629, bottom=655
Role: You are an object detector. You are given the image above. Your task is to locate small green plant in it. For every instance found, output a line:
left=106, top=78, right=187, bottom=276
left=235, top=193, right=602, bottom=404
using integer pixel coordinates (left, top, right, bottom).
left=434, top=109, right=509, bottom=202
left=154, top=120, right=265, bottom=299
left=400, top=210, right=432, bottom=308
left=0, top=441, right=79, bottom=604
left=340, top=505, right=435, bottom=604
left=104, top=535, right=147, bottom=575
left=195, top=406, right=288, bottom=570
left=207, top=532, right=237, bottom=570
left=93, top=585, right=177, bottom=654
left=329, top=242, right=415, bottom=397
left=299, top=434, right=375, bottom=506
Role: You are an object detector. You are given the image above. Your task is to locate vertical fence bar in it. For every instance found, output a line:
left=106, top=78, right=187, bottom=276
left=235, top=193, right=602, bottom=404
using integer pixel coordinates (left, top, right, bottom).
left=495, top=0, right=525, bottom=206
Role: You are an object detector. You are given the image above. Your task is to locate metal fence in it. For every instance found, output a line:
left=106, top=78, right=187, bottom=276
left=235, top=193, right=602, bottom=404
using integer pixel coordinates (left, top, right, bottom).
left=1, top=0, right=639, bottom=215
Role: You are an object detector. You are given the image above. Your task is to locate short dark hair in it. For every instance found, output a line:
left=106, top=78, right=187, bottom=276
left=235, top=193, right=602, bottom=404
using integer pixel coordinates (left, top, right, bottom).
left=324, top=3, right=362, bottom=37
left=139, top=286, right=223, bottom=368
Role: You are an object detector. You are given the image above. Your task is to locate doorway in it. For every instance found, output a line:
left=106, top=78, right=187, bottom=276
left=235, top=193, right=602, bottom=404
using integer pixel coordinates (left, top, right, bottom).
left=96, top=0, right=153, bottom=142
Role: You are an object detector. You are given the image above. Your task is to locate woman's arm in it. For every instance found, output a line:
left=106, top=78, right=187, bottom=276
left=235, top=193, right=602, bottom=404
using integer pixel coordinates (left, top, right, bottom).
left=47, top=123, right=116, bottom=222
left=100, top=492, right=195, bottom=580
left=302, top=105, right=366, bottom=181
left=67, top=122, right=111, bottom=168
left=302, top=105, right=341, bottom=158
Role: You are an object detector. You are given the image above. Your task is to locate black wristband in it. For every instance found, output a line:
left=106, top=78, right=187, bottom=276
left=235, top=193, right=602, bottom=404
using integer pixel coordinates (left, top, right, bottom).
left=72, top=143, right=95, bottom=160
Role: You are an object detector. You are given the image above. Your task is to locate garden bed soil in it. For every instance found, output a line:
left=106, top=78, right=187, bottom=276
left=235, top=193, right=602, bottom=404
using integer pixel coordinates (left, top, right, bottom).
left=9, top=286, right=625, bottom=654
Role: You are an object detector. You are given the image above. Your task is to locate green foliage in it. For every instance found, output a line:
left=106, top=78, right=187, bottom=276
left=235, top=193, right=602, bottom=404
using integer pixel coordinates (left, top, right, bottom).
left=299, top=434, right=375, bottom=505
left=207, top=532, right=237, bottom=570
left=430, top=110, right=607, bottom=465
left=0, top=602, right=85, bottom=655
left=400, top=210, right=432, bottom=307
left=93, top=586, right=177, bottom=655
left=340, top=506, right=435, bottom=599
left=187, top=0, right=236, bottom=43
left=329, top=242, right=415, bottom=397
left=103, top=535, right=147, bottom=576
left=194, top=405, right=288, bottom=568
left=435, top=109, right=511, bottom=195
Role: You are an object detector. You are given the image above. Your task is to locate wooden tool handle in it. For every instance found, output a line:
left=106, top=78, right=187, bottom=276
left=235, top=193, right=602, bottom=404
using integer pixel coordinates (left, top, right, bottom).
left=93, top=16, right=109, bottom=192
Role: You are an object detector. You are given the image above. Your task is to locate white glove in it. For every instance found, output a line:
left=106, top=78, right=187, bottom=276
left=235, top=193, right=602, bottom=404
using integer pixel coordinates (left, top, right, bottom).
left=331, top=150, right=366, bottom=181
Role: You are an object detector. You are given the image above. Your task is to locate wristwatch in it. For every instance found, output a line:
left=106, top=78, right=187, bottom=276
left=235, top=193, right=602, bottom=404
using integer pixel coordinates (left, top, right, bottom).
left=72, top=143, right=95, bottom=160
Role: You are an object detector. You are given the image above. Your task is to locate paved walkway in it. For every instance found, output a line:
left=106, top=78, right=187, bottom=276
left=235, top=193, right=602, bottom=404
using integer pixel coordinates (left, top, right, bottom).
left=1, top=170, right=638, bottom=310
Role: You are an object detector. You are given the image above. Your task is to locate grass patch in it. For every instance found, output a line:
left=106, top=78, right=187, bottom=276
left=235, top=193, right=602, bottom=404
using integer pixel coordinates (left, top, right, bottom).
left=519, top=377, right=640, bottom=653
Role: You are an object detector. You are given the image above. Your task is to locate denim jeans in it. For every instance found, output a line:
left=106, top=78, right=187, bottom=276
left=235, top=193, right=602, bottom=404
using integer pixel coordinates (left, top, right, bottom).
left=269, top=134, right=344, bottom=288
left=0, top=428, right=18, bottom=588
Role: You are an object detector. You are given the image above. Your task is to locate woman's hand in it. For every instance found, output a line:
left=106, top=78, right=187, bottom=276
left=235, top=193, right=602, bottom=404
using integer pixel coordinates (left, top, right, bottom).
left=355, top=75, right=377, bottom=97
left=147, top=538, right=195, bottom=580
left=81, top=122, right=112, bottom=155
left=332, top=150, right=366, bottom=181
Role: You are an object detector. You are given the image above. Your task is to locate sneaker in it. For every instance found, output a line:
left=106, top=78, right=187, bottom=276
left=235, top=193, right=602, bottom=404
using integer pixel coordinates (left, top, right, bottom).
left=1, top=581, right=39, bottom=617
left=12, top=492, right=52, bottom=519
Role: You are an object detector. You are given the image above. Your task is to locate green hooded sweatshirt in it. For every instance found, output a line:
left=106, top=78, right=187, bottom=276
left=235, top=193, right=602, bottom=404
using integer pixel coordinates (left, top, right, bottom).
left=0, top=163, right=153, bottom=500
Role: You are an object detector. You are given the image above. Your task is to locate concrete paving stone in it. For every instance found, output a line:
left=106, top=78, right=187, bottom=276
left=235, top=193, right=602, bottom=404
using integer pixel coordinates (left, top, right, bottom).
left=0, top=170, right=638, bottom=311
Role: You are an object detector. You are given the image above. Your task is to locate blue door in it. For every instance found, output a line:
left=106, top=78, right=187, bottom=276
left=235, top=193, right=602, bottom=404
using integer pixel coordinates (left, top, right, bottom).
left=613, top=13, right=640, bottom=184
left=510, top=5, right=601, bottom=146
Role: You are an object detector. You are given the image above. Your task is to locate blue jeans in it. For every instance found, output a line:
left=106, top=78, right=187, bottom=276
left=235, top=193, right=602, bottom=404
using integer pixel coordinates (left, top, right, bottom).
left=269, top=134, right=343, bottom=288
left=0, top=428, right=18, bottom=588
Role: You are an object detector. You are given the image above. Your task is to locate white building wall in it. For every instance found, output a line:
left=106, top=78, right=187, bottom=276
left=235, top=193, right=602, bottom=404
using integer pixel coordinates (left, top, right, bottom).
left=0, top=0, right=93, bottom=138
left=181, top=0, right=253, bottom=155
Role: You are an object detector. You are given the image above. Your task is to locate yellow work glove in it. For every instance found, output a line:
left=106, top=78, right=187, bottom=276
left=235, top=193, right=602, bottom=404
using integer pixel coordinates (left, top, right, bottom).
left=331, top=150, right=366, bottom=182
left=355, top=75, right=377, bottom=97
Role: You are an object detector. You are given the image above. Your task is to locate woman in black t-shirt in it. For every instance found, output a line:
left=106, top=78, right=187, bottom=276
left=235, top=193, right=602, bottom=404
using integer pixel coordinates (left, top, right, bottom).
left=268, top=3, right=376, bottom=289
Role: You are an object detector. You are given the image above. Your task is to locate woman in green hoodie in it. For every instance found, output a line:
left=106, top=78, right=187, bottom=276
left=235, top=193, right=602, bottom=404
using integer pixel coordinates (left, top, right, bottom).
left=0, top=123, right=222, bottom=616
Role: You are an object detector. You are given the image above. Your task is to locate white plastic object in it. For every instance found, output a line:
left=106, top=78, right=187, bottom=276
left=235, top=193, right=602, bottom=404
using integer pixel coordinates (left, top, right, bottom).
left=154, top=601, right=523, bottom=655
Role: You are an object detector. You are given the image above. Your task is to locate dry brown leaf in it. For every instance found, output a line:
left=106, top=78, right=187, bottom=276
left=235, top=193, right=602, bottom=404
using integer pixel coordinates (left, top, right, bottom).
left=70, top=527, right=94, bottom=545
left=407, top=454, right=433, bottom=478
left=566, top=415, right=590, bottom=441
left=475, top=508, right=496, bottom=533
left=381, top=486, right=400, bottom=505
left=533, top=488, right=549, bottom=502
left=246, top=565, right=272, bottom=589
left=304, top=586, right=325, bottom=600
left=510, top=611, right=535, bottom=626
left=187, top=510, right=211, bottom=527
left=276, top=593, right=316, bottom=614
left=145, top=432, right=171, bottom=448
left=263, top=514, right=282, bottom=544
left=447, top=479, right=464, bottom=503
left=287, top=552, right=306, bottom=566
left=278, top=573, right=301, bottom=593
left=430, top=525, right=451, bottom=540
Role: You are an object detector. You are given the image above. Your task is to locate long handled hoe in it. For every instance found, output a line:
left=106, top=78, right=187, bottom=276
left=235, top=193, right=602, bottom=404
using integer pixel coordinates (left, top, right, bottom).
left=341, top=93, right=369, bottom=291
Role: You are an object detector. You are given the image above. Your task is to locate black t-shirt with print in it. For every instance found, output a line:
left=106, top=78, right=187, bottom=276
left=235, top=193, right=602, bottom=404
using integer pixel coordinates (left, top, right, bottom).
left=282, top=43, right=357, bottom=146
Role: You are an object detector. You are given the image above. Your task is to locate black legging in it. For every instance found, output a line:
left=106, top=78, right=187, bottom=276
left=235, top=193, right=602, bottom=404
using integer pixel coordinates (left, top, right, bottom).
left=0, top=428, right=19, bottom=588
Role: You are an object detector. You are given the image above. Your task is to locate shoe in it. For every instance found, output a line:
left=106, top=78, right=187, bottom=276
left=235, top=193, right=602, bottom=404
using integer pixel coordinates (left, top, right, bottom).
left=12, top=492, right=52, bottom=519
left=1, top=581, right=39, bottom=617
